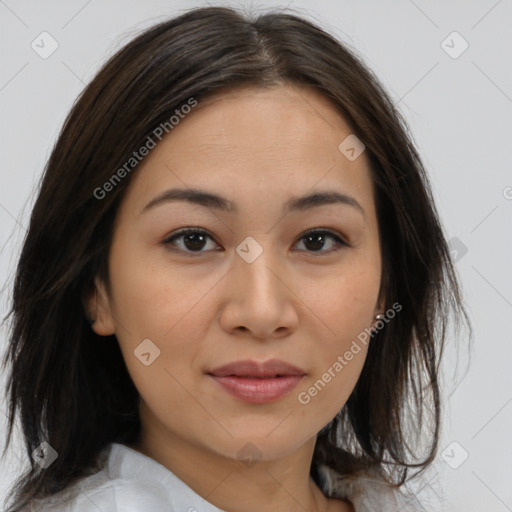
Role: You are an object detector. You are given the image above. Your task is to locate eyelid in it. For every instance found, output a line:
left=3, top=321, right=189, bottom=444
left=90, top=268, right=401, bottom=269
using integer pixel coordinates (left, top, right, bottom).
left=162, top=227, right=349, bottom=255
left=294, top=228, right=349, bottom=254
left=163, top=228, right=221, bottom=255
left=298, top=227, right=349, bottom=246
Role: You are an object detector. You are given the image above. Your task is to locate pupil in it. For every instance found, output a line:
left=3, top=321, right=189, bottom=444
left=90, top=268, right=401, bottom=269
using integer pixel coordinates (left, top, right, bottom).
left=306, top=233, right=324, bottom=251
left=185, top=233, right=206, bottom=251
left=182, top=232, right=326, bottom=252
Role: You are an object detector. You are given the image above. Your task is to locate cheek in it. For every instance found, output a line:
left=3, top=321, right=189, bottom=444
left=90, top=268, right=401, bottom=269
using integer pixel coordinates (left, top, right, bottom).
left=301, top=263, right=380, bottom=342
left=293, top=263, right=378, bottom=414
left=108, top=236, right=219, bottom=338
left=295, top=328, right=370, bottom=424
left=106, top=242, right=217, bottom=392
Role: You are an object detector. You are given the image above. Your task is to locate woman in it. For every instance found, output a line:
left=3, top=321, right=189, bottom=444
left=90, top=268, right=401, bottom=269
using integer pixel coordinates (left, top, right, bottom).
left=2, top=6, right=469, bottom=511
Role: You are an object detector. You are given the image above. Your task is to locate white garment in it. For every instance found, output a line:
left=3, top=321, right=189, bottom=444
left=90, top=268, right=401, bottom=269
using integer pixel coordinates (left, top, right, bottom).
left=30, top=443, right=426, bottom=511
left=316, top=463, right=427, bottom=511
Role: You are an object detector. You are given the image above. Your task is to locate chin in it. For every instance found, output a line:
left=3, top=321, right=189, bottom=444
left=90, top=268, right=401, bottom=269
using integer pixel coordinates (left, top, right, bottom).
left=208, top=428, right=314, bottom=463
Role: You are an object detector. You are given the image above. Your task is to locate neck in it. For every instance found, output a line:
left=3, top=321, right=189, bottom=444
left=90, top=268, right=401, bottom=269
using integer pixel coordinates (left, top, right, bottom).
left=129, top=417, right=330, bottom=512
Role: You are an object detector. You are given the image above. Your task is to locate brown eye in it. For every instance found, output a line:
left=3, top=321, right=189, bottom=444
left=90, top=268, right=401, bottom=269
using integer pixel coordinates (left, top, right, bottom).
left=294, top=230, right=347, bottom=253
left=163, top=229, right=220, bottom=254
left=163, top=228, right=347, bottom=256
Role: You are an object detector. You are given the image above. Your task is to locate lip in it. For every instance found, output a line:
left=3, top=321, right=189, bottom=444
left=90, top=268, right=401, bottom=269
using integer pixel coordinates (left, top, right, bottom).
left=207, top=359, right=306, bottom=404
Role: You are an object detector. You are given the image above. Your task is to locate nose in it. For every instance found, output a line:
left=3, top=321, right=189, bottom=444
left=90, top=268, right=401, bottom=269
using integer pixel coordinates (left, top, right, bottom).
left=218, top=238, right=299, bottom=340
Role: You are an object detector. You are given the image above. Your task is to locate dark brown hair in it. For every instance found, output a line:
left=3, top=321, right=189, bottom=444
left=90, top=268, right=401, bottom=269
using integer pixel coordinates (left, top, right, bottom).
left=2, top=5, right=470, bottom=510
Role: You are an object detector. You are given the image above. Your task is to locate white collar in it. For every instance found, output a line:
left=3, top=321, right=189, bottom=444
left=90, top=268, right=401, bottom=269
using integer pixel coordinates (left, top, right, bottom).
left=36, top=442, right=426, bottom=511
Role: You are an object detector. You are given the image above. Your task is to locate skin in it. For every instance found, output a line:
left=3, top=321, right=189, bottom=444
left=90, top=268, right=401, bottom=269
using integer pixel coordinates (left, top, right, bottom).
left=87, top=83, right=384, bottom=512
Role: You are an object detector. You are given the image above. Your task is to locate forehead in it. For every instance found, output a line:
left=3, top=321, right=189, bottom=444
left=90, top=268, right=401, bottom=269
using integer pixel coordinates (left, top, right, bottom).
left=177, top=83, right=356, bottom=154
left=119, top=83, right=375, bottom=218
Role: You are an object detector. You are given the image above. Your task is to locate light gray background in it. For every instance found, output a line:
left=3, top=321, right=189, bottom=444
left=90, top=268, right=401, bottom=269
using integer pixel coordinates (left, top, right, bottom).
left=1, top=1, right=511, bottom=510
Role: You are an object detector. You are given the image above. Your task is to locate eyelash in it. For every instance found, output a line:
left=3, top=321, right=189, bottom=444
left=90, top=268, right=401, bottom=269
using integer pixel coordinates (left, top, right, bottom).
left=162, top=227, right=348, bottom=256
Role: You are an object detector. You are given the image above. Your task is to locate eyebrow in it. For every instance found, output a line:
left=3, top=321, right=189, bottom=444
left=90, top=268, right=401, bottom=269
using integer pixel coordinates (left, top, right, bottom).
left=141, top=187, right=365, bottom=217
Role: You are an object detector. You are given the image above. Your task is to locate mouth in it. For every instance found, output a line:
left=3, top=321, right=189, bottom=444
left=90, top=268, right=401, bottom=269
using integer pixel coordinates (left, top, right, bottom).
left=207, top=359, right=306, bottom=404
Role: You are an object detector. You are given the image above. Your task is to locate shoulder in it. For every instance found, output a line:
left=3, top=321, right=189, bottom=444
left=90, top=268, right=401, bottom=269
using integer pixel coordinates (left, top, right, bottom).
left=27, top=443, right=226, bottom=512
left=316, top=463, right=428, bottom=512
left=27, top=443, right=175, bottom=512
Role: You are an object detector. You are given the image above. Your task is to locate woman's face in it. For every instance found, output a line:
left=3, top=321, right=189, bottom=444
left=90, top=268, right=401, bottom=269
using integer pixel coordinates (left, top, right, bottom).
left=89, top=83, right=383, bottom=463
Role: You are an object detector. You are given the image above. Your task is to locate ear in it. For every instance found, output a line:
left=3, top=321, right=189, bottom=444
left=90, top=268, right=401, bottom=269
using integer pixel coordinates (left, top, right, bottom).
left=83, top=276, right=116, bottom=336
left=374, top=287, right=387, bottom=318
